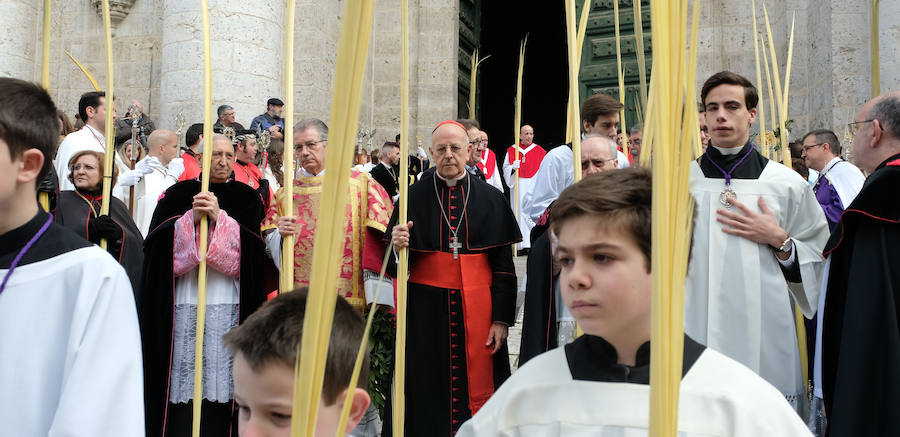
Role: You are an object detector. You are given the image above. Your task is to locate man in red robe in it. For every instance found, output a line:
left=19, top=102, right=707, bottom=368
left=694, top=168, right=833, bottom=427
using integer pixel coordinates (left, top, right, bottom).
left=502, top=124, right=546, bottom=252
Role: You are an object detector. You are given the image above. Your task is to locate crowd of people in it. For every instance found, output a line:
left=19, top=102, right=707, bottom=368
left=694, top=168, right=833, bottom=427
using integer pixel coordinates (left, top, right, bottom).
left=0, top=67, right=898, bottom=437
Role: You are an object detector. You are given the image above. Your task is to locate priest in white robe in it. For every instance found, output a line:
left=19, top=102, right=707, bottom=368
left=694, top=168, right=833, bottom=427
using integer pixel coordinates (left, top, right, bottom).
left=686, top=72, right=829, bottom=412
left=127, top=129, right=184, bottom=236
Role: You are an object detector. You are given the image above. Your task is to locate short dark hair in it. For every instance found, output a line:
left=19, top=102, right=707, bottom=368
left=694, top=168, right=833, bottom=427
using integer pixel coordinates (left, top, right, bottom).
left=550, top=168, right=652, bottom=270
left=78, top=91, right=106, bottom=122
left=456, top=119, right=480, bottom=131
left=870, top=94, right=900, bottom=139
left=186, top=123, right=204, bottom=147
left=802, top=129, right=842, bottom=156
left=581, top=93, right=624, bottom=128
left=0, top=78, right=59, bottom=184
left=223, top=288, right=367, bottom=405
left=701, top=71, right=759, bottom=110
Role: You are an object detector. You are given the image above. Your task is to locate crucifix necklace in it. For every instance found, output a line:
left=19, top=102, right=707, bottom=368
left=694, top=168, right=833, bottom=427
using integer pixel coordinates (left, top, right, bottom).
left=433, top=173, right=471, bottom=259
left=704, top=146, right=754, bottom=208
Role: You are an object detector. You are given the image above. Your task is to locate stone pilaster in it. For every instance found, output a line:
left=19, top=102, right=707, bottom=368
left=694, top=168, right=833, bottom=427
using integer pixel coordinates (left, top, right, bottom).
left=1, top=0, right=40, bottom=81
left=159, top=0, right=284, bottom=133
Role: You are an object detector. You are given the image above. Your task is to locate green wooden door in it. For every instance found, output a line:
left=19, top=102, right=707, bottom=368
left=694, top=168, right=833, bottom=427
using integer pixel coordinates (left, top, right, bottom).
left=458, top=0, right=481, bottom=119
left=576, top=0, right=651, bottom=131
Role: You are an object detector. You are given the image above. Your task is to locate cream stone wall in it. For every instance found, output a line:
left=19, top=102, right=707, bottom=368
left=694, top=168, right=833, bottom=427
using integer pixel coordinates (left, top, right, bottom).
left=1, top=0, right=40, bottom=82
left=695, top=0, right=875, bottom=143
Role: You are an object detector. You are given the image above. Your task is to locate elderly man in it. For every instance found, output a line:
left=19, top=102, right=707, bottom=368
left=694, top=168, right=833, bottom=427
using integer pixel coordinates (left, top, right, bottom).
left=388, top=120, right=521, bottom=436
left=687, top=71, right=829, bottom=413
left=626, top=125, right=643, bottom=167
left=502, top=124, right=546, bottom=253
left=476, top=130, right=503, bottom=191
left=214, top=104, right=245, bottom=131
left=821, top=92, right=900, bottom=437
left=55, top=91, right=117, bottom=191
left=139, top=133, right=268, bottom=437
left=114, top=99, right=156, bottom=148
left=264, top=118, right=393, bottom=311
left=249, top=98, right=285, bottom=140
left=519, top=135, right=620, bottom=364
left=124, top=129, right=185, bottom=235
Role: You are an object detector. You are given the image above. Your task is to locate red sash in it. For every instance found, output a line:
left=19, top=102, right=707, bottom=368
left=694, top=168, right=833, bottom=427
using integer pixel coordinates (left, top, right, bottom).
left=409, top=251, right=494, bottom=413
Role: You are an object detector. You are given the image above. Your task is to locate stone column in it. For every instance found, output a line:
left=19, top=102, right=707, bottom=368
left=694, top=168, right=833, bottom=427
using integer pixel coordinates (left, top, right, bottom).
left=159, top=0, right=284, bottom=131
left=881, top=0, right=900, bottom=93
left=1, top=0, right=40, bottom=81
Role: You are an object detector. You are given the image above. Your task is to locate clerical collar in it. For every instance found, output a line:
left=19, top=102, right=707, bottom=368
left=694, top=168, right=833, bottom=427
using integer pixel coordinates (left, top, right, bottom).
left=435, top=170, right=467, bottom=187
left=0, top=209, right=48, bottom=260
left=711, top=144, right=745, bottom=155
left=875, top=152, right=900, bottom=172
left=564, top=334, right=706, bottom=384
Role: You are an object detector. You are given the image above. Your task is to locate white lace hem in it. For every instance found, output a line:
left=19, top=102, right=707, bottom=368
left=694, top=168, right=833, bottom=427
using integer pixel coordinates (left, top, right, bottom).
left=169, top=303, right=239, bottom=403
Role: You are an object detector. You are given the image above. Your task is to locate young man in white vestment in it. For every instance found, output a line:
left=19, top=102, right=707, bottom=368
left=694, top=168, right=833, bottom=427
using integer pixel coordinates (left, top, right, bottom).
left=686, top=71, right=829, bottom=413
left=457, top=168, right=811, bottom=436
left=0, top=78, right=144, bottom=436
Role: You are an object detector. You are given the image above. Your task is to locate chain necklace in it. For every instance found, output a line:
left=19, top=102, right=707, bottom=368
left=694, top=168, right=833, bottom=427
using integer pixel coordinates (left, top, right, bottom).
left=433, top=173, right=471, bottom=259
left=704, top=146, right=754, bottom=208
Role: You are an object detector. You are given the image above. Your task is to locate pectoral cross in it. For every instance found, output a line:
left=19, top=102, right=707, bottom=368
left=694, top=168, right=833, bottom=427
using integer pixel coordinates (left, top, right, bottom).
left=449, top=236, right=462, bottom=259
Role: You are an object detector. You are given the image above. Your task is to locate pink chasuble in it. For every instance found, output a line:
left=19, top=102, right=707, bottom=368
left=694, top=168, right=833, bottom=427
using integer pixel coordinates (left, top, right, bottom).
left=262, top=170, right=393, bottom=311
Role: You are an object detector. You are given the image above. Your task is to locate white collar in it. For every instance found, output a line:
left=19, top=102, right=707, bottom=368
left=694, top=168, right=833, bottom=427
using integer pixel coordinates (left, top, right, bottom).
left=516, top=143, right=538, bottom=155
left=83, top=123, right=105, bottom=140
left=712, top=145, right=743, bottom=155
left=298, top=167, right=324, bottom=177
left=435, top=170, right=467, bottom=187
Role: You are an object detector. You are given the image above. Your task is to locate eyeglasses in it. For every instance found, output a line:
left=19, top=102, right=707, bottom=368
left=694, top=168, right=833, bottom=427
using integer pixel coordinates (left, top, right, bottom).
left=802, top=143, right=825, bottom=152
left=627, top=139, right=642, bottom=146
left=294, top=140, right=325, bottom=151
left=848, top=119, right=875, bottom=135
left=433, top=144, right=465, bottom=155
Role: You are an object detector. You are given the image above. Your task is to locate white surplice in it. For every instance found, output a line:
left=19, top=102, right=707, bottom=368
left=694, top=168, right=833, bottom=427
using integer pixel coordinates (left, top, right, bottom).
left=55, top=125, right=106, bottom=191
left=0, top=246, right=144, bottom=436
left=133, top=158, right=178, bottom=236
left=457, top=345, right=811, bottom=436
left=685, top=160, right=829, bottom=406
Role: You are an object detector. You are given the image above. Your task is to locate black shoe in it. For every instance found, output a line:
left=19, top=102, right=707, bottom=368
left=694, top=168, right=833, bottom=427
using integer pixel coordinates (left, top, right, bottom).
left=516, top=248, right=530, bottom=257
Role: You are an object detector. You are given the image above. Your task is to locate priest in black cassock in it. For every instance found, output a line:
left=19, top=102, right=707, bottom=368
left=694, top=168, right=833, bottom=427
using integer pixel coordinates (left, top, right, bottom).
left=139, top=134, right=268, bottom=437
left=386, top=120, right=521, bottom=436
left=821, top=92, right=900, bottom=437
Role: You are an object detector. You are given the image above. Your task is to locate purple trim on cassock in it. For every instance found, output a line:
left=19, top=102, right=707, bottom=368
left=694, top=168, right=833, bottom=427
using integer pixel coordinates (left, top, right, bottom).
left=814, top=176, right=844, bottom=231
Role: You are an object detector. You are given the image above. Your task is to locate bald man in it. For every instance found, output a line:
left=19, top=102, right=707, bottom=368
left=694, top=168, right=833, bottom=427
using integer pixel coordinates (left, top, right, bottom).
left=129, top=129, right=185, bottom=235
left=388, top=120, right=521, bottom=436
left=502, top=124, right=546, bottom=253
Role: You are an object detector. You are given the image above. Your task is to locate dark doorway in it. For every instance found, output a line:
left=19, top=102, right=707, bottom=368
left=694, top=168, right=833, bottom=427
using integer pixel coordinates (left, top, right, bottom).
left=478, top=0, right=569, bottom=163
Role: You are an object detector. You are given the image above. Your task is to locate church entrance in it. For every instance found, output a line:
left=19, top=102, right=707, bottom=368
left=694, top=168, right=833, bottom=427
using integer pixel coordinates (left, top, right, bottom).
left=461, top=0, right=651, bottom=157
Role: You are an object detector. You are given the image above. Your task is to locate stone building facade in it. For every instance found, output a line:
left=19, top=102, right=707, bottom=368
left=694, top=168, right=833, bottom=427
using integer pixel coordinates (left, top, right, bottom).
left=1, top=0, right=896, bottom=151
